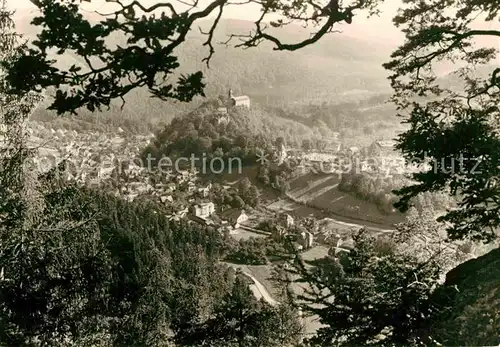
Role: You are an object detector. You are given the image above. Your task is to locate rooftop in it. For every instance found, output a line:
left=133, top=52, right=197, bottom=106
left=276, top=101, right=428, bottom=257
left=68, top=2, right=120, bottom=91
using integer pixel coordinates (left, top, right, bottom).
left=231, top=95, right=250, bottom=101
left=375, top=140, right=397, bottom=148
left=221, top=208, right=246, bottom=222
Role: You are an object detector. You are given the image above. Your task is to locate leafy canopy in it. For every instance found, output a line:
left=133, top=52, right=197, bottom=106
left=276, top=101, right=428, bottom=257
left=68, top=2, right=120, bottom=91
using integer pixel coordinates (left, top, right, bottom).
left=2, top=0, right=381, bottom=114
left=384, top=0, right=500, bottom=243
left=285, top=229, right=442, bottom=346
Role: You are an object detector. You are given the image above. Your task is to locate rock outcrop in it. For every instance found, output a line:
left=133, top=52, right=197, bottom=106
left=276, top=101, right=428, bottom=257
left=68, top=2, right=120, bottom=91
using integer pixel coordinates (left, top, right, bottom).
left=422, top=248, right=499, bottom=346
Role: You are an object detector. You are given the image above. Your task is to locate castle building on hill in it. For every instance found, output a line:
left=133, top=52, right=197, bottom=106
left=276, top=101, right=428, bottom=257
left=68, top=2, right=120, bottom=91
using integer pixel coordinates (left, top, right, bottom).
left=228, top=88, right=250, bottom=108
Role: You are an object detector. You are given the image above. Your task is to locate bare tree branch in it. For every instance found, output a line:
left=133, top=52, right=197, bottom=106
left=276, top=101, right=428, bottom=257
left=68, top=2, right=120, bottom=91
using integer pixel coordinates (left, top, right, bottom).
left=199, top=2, right=224, bottom=67
left=12, top=0, right=379, bottom=114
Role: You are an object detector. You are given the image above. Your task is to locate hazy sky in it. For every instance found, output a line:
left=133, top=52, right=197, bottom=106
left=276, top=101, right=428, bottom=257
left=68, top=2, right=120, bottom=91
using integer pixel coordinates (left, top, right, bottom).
left=9, top=0, right=403, bottom=42
left=8, top=0, right=500, bottom=49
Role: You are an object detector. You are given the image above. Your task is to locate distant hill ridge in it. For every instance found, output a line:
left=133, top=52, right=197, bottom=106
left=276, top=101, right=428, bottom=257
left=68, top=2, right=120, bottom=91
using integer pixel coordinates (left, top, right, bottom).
left=13, top=12, right=395, bottom=130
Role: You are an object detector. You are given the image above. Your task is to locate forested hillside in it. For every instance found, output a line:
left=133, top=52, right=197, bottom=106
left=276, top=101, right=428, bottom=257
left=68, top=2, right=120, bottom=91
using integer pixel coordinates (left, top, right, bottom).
left=1, top=181, right=302, bottom=346
left=143, top=97, right=340, bottom=163
left=3, top=1, right=499, bottom=345
left=14, top=12, right=395, bottom=133
left=172, top=19, right=394, bottom=103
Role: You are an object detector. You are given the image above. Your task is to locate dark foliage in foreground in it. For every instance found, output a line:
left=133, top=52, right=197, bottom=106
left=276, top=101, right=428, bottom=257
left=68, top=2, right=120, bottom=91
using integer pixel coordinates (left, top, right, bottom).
left=385, top=0, right=500, bottom=243
left=286, top=229, right=443, bottom=346
left=2, top=0, right=381, bottom=114
left=0, top=182, right=302, bottom=346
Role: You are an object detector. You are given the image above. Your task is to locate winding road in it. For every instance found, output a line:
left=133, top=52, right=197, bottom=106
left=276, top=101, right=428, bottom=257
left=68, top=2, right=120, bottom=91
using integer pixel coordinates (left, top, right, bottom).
left=241, top=271, right=279, bottom=306
left=224, top=263, right=278, bottom=305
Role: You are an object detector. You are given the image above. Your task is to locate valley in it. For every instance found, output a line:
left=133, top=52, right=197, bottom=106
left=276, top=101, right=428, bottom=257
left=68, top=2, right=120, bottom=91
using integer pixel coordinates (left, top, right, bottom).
left=2, top=4, right=498, bottom=346
left=12, top=71, right=459, bottom=341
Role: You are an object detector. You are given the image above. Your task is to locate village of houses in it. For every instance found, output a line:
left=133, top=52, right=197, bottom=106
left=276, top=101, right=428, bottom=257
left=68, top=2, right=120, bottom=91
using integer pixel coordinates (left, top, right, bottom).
left=21, top=113, right=413, bottom=259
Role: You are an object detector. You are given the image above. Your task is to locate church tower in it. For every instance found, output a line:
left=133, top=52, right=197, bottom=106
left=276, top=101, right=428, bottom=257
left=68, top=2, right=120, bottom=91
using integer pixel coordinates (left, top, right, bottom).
left=226, top=88, right=250, bottom=108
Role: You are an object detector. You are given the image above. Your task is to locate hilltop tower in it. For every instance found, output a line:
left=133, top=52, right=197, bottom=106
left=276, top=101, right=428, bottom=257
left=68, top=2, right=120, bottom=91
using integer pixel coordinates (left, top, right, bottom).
left=227, top=88, right=250, bottom=109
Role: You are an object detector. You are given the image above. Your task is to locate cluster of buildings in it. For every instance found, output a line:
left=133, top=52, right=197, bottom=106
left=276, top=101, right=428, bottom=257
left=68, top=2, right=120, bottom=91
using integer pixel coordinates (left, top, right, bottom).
left=270, top=213, right=315, bottom=251
left=215, top=88, right=251, bottom=116
left=24, top=114, right=364, bottom=254
left=280, top=139, right=422, bottom=177
left=26, top=122, right=257, bottom=234
left=228, top=88, right=250, bottom=109
left=27, top=123, right=153, bottom=185
left=185, top=199, right=251, bottom=234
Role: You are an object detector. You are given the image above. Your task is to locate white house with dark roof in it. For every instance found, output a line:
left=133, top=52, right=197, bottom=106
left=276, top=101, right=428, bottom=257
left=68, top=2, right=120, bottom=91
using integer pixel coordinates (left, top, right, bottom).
left=347, top=146, right=360, bottom=156
left=216, top=106, right=228, bottom=114
left=190, top=202, right=215, bottom=219
left=300, top=231, right=314, bottom=249
left=369, top=140, right=397, bottom=156
left=228, top=89, right=250, bottom=108
left=280, top=213, right=295, bottom=228
left=221, top=208, right=249, bottom=229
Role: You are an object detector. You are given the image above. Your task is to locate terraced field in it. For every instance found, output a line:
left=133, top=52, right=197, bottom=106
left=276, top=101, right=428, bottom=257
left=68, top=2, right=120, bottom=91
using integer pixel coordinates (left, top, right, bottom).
left=287, top=172, right=404, bottom=227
